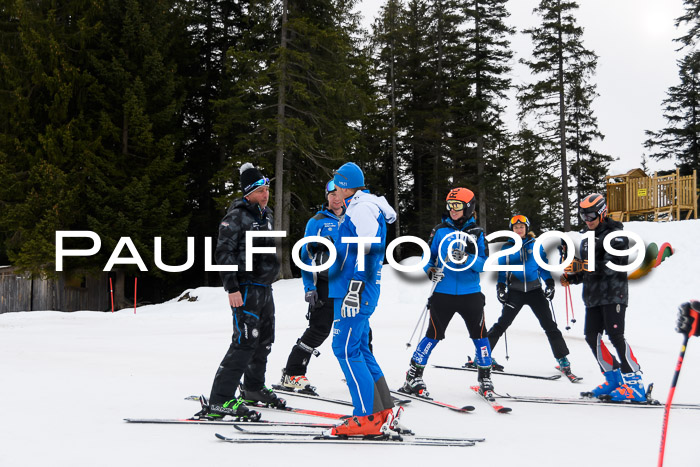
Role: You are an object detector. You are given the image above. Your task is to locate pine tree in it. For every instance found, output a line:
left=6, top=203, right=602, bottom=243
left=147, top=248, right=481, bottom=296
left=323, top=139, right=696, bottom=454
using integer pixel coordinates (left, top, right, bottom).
left=644, top=1, right=700, bottom=173
left=213, top=0, right=375, bottom=278
left=518, top=0, right=602, bottom=231
left=459, top=0, right=514, bottom=230
left=0, top=0, right=190, bottom=305
left=566, top=71, right=612, bottom=212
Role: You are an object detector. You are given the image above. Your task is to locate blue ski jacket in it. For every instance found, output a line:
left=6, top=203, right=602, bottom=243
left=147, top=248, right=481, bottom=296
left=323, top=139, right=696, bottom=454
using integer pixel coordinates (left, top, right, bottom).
left=423, top=215, right=488, bottom=296
left=497, top=234, right=552, bottom=289
left=328, top=190, right=397, bottom=307
left=300, top=205, right=342, bottom=292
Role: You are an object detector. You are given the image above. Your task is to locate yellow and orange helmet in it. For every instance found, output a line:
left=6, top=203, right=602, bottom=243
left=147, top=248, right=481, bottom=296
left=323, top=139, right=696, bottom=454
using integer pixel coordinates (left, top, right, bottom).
left=446, top=188, right=475, bottom=218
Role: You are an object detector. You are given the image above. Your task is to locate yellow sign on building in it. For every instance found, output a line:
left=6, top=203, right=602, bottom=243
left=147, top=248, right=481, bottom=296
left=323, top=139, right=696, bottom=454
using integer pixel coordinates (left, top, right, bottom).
left=637, top=188, right=647, bottom=197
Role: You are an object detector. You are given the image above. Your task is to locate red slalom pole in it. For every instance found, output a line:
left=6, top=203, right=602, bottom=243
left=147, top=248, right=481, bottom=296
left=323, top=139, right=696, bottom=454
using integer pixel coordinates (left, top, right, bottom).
left=658, top=334, right=690, bottom=467
left=109, top=277, right=114, bottom=313
left=134, top=277, right=137, bottom=314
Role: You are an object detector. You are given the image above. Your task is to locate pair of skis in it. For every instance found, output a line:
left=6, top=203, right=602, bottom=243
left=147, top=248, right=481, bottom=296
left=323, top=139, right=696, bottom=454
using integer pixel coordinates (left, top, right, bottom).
left=215, top=424, right=483, bottom=447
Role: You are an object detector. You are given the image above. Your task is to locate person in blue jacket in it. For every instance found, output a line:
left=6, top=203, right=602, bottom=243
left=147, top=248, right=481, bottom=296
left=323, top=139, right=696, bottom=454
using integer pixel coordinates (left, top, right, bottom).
left=487, top=215, right=574, bottom=377
left=280, top=180, right=344, bottom=394
left=399, top=188, right=495, bottom=399
left=325, top=162, right=398, bottom=437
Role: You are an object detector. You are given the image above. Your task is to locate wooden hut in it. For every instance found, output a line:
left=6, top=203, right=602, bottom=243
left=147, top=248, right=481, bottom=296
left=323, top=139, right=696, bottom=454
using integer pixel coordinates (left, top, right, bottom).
left=605, top=168, right=698, bottom=221
left=0, top=267, right=110, bottom=313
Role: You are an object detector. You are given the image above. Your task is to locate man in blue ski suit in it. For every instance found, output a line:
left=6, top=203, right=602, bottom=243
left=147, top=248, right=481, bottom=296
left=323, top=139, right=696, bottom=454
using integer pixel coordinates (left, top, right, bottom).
left=325, top=162, right=398, bottom=437
left=280, top=180, right=344, bottom=393
left=399, top=188, right=496, bottom=399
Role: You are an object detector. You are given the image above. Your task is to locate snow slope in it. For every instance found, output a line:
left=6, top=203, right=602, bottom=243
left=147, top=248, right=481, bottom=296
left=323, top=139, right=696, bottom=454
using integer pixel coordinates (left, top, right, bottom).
left=1, top=219, right=699, bottom=467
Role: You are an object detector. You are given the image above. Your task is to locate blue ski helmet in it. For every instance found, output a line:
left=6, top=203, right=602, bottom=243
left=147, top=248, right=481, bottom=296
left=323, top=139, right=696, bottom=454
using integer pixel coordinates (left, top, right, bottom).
left=333, top=162, right=365, bottom=189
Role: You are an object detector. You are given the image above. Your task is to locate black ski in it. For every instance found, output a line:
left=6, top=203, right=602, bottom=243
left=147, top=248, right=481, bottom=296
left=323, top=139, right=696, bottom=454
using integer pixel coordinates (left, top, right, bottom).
left=185, top=394, right=348, bottom=420
left=215, top=432, right=476, bottom=447
left=390, top=389, right=475, bottom=413
left=433, top=364, right=561, bottom=381
left=469, top=386, right=512, bottom=413
left=124, top=418, right=334, bottom=428
left=230, top=423, right=486, bottom=443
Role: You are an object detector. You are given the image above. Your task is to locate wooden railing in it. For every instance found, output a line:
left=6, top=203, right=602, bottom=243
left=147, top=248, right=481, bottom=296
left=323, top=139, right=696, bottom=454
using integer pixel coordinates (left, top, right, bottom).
left=606, top=169, right=697, bottom=221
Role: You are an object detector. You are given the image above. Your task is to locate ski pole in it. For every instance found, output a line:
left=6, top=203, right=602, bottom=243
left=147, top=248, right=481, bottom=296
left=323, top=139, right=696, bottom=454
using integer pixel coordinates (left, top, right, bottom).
left=405, top=295, right=430, bottom=348
left=658, top=333, right=689, bottom=467
left=405, top=271, right=441, bottom=348
left=504, top=331, right=509, bottom=361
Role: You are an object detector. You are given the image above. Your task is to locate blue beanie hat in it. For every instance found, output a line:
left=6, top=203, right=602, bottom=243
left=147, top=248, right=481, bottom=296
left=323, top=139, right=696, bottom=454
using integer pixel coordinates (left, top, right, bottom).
left=333, top=162, right=364, bottom=189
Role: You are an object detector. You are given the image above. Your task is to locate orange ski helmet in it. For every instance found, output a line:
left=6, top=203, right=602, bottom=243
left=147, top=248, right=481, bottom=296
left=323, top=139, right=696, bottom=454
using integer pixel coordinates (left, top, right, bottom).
left=446, top=188, right=475, bottom=219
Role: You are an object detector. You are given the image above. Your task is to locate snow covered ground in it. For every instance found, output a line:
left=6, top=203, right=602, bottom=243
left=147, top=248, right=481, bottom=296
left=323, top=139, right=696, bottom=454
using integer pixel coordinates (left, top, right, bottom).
left=1, top=219, right=699, bottom=467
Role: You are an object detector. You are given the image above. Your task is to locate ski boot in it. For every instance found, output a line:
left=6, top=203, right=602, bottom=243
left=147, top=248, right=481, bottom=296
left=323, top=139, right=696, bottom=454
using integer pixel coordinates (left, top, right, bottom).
left=239, top=385, right=287, bottom=408
left=477, top=366, right=495, bottom=401
left=606, top=372, right=646, bottom=402
left=280, top=369, right=318, bottom=395
left=399, top=360, right=430, bottom=398
left=323, top=408, right=393, bottom=438
left=555, top=357, right=582, bottom=382
left=200, top=395, right=262, bottom=421
left=581, top=369, right=622, bottom=398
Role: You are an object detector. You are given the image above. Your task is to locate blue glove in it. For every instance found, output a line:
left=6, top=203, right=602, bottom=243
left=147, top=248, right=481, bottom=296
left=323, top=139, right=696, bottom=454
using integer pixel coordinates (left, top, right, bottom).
left=341, top=280, right=364, bottom=318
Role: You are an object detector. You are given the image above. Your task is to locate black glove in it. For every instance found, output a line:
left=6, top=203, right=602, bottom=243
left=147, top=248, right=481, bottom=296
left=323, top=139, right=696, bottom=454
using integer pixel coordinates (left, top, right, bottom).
left=341, top=280, right=364, bottom=318
left=496, top=283, right=508, bottom=305
left=305, top=289, right=318, bottom=308
left=450, top=249, right=466, bottom=263
left=676, top=301, right=700, bottom=337
left=543, top=279, right=555, bottom=300
left=465, top=235, right=477, bottom=255
left=428, top=267, right=444, bottom=283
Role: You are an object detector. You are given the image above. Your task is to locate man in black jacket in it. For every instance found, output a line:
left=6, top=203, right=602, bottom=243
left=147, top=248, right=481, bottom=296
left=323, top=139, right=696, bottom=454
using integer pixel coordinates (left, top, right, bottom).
left=562, top=193, right=646, bottom=402
left=203, top=162, right=283, bottom=420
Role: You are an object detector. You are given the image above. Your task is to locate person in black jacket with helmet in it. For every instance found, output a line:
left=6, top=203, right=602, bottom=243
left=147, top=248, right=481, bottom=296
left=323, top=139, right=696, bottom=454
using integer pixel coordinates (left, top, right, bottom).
left=200, top=162, right=283, bottom=420
left=562, top=193, right=646, bottom=402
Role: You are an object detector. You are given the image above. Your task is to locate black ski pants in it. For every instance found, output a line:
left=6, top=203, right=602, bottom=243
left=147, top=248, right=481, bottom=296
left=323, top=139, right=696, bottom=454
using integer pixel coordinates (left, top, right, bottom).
left=426, top=292, right=487, bottom=340
left=285, top=280, right=334, bottom=375
left=584, top=303, right=640, bottom=374
left=487, top=288, right=569, bottom=359
left=209, top=285, right=275, bottom=403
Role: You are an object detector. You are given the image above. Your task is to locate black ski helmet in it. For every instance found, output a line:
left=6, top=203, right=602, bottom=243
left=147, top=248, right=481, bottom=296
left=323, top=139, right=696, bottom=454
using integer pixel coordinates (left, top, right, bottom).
left=579, top=193, right=607, bottom=222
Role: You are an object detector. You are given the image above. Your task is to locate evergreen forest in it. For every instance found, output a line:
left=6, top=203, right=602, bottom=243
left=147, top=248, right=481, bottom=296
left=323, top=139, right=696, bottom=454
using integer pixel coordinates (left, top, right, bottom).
left=1, top=0, right=698, bottom=306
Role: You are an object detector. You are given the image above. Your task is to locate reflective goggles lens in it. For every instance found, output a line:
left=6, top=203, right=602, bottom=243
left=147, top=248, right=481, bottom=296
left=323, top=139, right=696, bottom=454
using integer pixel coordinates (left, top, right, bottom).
left=510, top=215, right=529, bottom=226
left=325, top=180, right=336, bottom=193
left=579, top=211, right=598, bottom=222
left=245, top=177, right=270, bottom=192
left=446, top=201, right=465, bottom=211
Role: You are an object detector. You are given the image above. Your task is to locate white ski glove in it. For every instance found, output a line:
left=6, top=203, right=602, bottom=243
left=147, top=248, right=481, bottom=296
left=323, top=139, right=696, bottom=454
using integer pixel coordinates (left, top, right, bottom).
left=341, top=280, right=364, bottom=318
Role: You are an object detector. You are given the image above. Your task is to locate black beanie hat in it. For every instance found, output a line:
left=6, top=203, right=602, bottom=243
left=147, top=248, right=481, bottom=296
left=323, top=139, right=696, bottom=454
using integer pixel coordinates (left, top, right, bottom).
left=240, top=162, right=268, bottom=196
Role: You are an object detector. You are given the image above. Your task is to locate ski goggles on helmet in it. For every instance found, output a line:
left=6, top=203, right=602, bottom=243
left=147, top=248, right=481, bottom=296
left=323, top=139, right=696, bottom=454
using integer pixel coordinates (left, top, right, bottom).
left=509, top=215, right=529, bottom=227
left=244, top=177, right=270, bottom=193
left=579, top=210, right=599, bottom=222
left=325, top=180, right=336, bottom=193
left=446, top=200, right=465, bottom=211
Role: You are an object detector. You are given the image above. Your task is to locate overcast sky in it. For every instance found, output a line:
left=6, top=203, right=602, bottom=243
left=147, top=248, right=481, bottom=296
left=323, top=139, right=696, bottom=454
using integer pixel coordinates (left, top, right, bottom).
left=356, top=0, right=688, bottom=176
